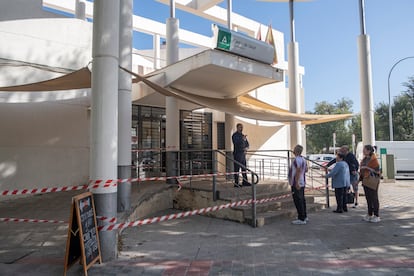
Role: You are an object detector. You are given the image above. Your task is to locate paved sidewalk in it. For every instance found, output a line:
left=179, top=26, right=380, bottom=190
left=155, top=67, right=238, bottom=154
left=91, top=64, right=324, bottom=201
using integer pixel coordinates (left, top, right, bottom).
left=0, top=180, right=413, bottom=275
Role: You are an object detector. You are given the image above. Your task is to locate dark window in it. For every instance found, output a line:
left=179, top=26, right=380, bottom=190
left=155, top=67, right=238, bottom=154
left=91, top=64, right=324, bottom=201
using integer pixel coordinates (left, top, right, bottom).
left=217, top=122, right=225, bottom=150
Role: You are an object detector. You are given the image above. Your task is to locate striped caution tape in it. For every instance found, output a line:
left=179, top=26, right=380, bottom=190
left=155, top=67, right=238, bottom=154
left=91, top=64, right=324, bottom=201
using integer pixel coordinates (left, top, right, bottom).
left=0, top=185, right=329, bottom=228
left=0, top=215, right=116, bottom=225
left=97, top=191, right=297, bottom=232
left=99, top=197, right=254, bottom=231
left=98, top=185, right=329, bottom=232
left=96, top=216, right=117, bottom=223
left=1, top=171, right=246, bottom=197
left=1, top=180, right=117, bottom=196
left=0, top=217, right=66, bottom=224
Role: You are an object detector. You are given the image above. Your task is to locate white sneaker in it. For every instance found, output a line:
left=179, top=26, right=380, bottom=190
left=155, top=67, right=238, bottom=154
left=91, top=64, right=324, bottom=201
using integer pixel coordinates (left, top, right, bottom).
left=370, top=216, right=381, bottom=223
left=305, top=217, right=309, bottom=222
left=291, top=219, right=307, bottom=225
left=363, top=215, right=372, bottom=222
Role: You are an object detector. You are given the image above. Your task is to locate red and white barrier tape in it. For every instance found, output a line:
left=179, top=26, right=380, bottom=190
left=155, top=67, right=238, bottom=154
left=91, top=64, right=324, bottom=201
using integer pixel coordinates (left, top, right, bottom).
left=99, top=197, right=261, bottom=231
left=1, top=181, right=117, bottom=196
left=96, top=216, right=117, bottom=223
left=98, top=185, right=329, bottom=231
left=1, top=185, right=329, bottom=228
left=1, top=172, right=325, bottom=198
left=0, top=217, right=66, bottom=224
left=0, top=171, right=245, bottom=197
left=0, top=216, right=116, bottom=225
left=1, top=184, right=88, bottom=196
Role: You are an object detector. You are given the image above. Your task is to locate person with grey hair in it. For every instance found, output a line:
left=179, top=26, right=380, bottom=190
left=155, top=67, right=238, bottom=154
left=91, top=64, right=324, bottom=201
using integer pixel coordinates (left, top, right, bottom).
left=326, top=145, right=359, bottom=208
left=288, top=144, right=308, bottom=225
left=326, top=152, right=351, bottom=213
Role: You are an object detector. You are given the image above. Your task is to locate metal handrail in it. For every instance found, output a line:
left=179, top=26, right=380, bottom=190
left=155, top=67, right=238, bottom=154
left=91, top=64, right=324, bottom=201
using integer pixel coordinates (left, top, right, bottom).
left=215, top=150, right=259, bottom=227
left=133, top=148, right=330, bottom=226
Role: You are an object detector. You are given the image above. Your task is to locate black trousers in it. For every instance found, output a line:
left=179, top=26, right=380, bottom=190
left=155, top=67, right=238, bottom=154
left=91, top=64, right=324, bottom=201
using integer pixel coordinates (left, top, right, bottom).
left=363, top=185, right=379, bottom=216
left=234, top=156, right=248, bottom=184
left=291, top=186, right=307, bottom=221
left=334, top=187, right=348, bottom=212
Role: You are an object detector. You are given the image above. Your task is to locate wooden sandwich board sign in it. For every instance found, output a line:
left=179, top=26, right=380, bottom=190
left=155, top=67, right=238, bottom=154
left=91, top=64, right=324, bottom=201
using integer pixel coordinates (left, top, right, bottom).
left=64, top=192, right=102, bottom=276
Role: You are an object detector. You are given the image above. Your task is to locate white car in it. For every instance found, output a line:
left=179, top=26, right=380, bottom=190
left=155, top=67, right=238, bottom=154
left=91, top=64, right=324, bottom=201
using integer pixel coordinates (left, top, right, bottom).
left=308, top=154, right=335, bottom=169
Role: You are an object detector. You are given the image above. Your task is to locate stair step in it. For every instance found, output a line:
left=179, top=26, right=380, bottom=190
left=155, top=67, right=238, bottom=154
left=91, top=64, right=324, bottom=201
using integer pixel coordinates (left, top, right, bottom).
left=244, top=202, right=326, bottom=227
left=231, top=196, right=316, bottom=215
left=217, top=183, right=291, bottom=199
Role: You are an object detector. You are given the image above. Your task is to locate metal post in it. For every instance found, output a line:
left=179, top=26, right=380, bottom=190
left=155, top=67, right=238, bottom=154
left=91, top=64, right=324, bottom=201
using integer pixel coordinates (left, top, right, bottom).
left=117, top=0, right=133, bottom=212
left=75, top=0, right=86, bottom=20
left=227, top=0, right=232, bottom=29
left=251, top=171, right=257, bottom=228
left=212, top=151, right=217, bottom=201
left=412, top=103, right=414, bottom=134
left=387, top=56, right=414, bottom=141
left=325, top=173, right=330, bottom=208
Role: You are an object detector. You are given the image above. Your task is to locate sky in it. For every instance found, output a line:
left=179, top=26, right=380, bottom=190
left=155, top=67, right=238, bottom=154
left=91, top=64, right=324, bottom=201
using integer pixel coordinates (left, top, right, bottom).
left=133, top=0, right=414, bottom=114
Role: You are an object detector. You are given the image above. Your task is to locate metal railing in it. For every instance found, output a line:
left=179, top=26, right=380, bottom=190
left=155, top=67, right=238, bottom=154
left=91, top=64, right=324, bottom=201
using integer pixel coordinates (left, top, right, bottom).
left=132, top=148, right=331, bottom=225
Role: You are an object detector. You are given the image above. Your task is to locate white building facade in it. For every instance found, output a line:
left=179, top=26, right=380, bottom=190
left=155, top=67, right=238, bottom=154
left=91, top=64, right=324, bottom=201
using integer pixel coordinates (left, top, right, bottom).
left=0, top=0, right=306, bottom=192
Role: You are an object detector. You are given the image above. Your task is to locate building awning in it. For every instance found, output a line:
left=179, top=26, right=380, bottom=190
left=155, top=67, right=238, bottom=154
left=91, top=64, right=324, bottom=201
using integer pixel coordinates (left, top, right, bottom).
left=0, top=49, right=353, bottom=124
left=127, top=68, right=353, bottom=123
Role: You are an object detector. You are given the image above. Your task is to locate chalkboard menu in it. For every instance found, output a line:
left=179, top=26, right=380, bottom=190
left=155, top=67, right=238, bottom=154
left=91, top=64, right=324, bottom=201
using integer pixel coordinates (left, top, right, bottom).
left=64, top=192, right=102, bottom=276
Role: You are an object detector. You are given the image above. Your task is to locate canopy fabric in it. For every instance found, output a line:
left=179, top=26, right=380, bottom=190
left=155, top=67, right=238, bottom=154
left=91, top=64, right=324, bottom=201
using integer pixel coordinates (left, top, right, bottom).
left=239, top=94, right=353, bottom=125
left=122, top=67, right=354, bottom=123
left=0, top=65, right=353, bottom=124
left=0, top=67, right=140, bottom=92
left=0, top=67, right=92, bottom=91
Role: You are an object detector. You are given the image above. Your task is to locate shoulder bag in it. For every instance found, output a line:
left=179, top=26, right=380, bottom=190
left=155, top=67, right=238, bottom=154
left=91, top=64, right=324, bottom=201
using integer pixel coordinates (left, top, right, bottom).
left=362, top=172, right=380, bottom=191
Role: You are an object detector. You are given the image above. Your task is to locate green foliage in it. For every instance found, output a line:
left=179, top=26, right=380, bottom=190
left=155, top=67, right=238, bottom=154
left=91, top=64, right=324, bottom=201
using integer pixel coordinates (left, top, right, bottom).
left=375, top=76, right=414, bottom=141
left=306, top=98, right=357, bottom=154
left=306, top=76, right=414, bottom=153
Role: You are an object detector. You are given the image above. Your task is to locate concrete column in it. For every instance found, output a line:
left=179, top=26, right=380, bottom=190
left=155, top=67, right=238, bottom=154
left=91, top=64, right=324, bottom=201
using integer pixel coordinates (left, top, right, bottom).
left=358, top=35, right=375, bottom=145
left=117, top=0, right=133, bottom=212
left=154, top=34, right=161, bottom=69
left=225, top=0, right=235, bottom=180
left=225, top=113, right=235, bottom=180
left=166, top=16, right=180, bottom=184
left=75, top=0, right=86, bottom=20
left=358, top=0, right=375, bottom=145
left=288, top=41, right=301, bottom=148
left=90, top=0, right=119, bottom=261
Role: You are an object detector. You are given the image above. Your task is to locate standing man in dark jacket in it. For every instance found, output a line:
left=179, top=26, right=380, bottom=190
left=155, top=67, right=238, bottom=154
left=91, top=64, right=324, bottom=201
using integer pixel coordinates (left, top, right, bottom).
left=232, top=123, right=250, bottom=187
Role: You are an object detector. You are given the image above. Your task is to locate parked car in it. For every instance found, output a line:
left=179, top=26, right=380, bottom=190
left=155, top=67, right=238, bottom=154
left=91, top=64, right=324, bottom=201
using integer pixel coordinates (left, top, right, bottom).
left=307, top=154, right=335, bottom=169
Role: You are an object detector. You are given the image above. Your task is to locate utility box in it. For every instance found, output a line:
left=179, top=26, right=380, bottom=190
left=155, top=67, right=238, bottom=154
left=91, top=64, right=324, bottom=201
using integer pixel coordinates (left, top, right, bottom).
left=381, top=154, right=395, bottom=180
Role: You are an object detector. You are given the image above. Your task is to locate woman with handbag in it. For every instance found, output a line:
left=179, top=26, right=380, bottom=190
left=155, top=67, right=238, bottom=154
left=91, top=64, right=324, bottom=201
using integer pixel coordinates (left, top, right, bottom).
left=359, top=144, right=381, bottom=223
left=325, top=152, right=350, bottom=213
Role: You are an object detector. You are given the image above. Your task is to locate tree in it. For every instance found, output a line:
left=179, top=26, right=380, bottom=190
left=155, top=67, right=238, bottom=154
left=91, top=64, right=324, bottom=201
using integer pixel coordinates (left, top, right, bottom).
left=374, top=102, right=390, bottom=141
left=306, top=98, right=356, bottom=153
left=374, top=76, right=414, bottom=141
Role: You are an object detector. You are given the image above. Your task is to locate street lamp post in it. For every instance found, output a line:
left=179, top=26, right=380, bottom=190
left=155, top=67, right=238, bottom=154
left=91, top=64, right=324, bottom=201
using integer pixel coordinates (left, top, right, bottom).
left=410, top=102, right=414, bottom=135
left=387, top=56, right=414, bottom=141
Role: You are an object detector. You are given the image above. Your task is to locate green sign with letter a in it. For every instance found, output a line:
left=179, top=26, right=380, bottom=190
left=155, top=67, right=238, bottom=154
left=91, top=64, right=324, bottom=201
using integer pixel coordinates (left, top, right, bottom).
left=217, top=29, right=231, bottom=51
